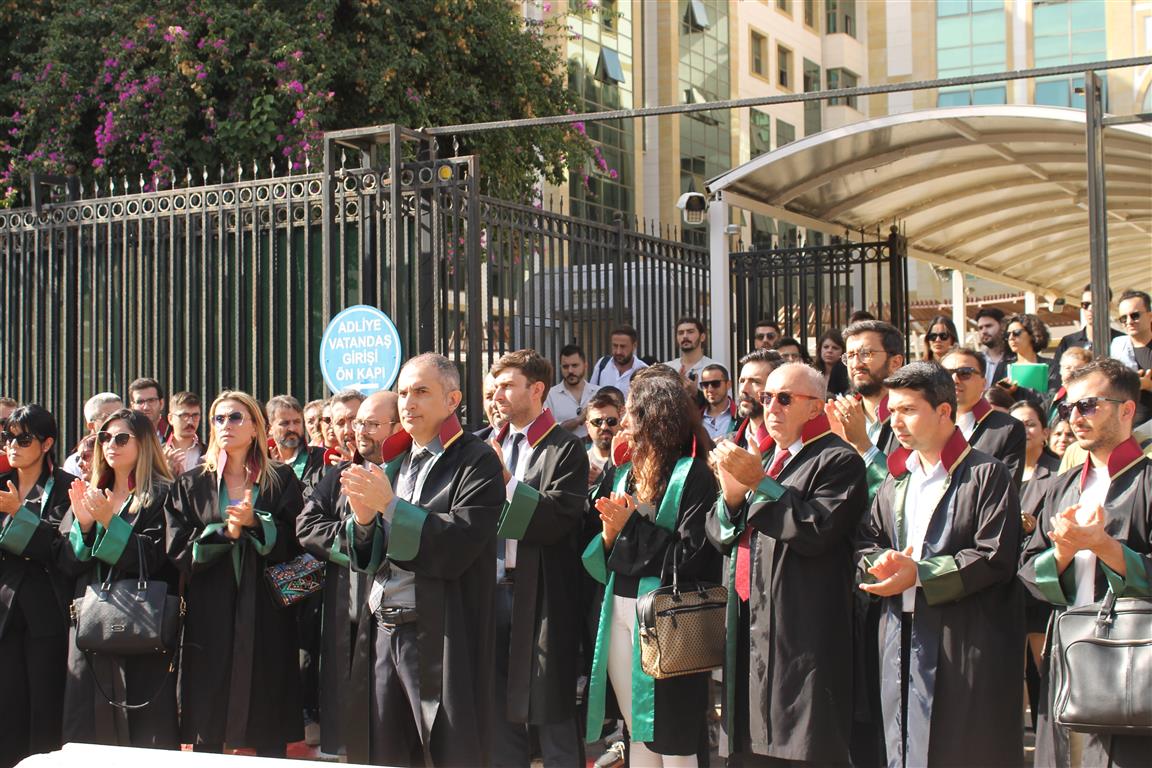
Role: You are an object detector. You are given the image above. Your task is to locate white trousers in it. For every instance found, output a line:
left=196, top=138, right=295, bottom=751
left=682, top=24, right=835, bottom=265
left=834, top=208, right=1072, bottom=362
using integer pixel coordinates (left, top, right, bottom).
left=606, top=595, right=698, bottom=768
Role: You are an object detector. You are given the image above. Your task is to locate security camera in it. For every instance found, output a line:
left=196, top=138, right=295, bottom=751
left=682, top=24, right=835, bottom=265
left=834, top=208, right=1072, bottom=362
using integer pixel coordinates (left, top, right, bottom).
left=676, top=192, right=708, bottom=226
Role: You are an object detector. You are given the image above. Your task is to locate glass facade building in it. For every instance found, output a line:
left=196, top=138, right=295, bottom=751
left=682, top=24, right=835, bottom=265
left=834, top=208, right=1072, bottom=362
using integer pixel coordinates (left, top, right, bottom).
left=936, top=0, right=1008, bottom=106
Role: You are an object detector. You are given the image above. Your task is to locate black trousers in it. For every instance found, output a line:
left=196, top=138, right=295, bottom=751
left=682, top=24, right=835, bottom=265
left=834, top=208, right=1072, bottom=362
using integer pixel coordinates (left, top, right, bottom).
left=0, top=609, right=66, bottom=768
left=371, top=620, right=425, bottom=767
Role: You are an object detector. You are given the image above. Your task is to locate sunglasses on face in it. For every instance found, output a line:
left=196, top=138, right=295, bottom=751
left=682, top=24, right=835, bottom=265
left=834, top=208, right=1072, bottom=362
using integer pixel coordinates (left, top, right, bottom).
left=944, top=366, right=980, bottom=382
left=755, top=332, right=777, bottom=341
left=925, top=332, right=952, bottom=342
left=0, top=431, right=36, bottom=447
left=212, top=412, right=247, bottom=427
left=1007, top=329, right=1028, bottom=338
left=97, top=431, right=134, bottom=447
left=699, top=379, right=727, bottom=389
left=759, top=391, right=819, bottom=407
left=1080, top=301, right=1092, bottom=310
left=1118, top=312, right=1142, bottom=324
left=1057, top=396, right=1127, bottom=421
left=589, top=417, right=619, bottom=428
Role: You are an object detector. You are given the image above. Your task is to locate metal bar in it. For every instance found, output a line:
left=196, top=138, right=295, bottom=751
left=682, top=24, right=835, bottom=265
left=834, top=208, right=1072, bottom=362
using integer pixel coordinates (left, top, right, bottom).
left=1101, top=113, right=1152, bottom=127
left=1085, top=71, right=1111, bottom=358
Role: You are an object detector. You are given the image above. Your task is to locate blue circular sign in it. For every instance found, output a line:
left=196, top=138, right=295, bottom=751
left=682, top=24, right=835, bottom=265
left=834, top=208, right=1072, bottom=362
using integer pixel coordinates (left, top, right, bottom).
left=319, top=305, right=403, bottom=395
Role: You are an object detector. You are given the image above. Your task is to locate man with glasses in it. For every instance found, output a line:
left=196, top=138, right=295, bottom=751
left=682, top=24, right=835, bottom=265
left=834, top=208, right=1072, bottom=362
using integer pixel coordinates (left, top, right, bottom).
left=857, top=362, right=1023, bottom=768
left=584, top=392, right=622, bottom=489
left=941, top=347, right=1026, bottom=486
left=1110, top=289, right=1152, bottom=429
left=544, top=344, right=600, bottom=439
left=700, top=363, right=738, bottom=440
left=709, top=363, right=867, bottom=766
left=752, top=319, right=781, bottom=352
left=1020, top=357, right=1152, bottom=767
left=485, top=349, right=589, bottom=768
left=163, top=390, right=206, bottom=475
left=1054, top=283, right=1120, bottom=367
left=127, top=377, right=169, bottom=442
left=295, top=389, right=402, bottom=758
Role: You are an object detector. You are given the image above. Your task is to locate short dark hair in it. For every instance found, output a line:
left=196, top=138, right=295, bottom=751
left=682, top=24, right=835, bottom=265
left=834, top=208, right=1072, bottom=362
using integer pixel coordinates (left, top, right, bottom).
left=739, top=348, right=783, bottom=367
left=491, top=348, right=554, bottom=390
left=559, top=344, right=586, bottom=361
left=609, top=325, right=638, bottom=343
left=6, top=404, right=60, bottom=465
left=1082, top=283, right=1113, bottom=301
left=701, top=363, right=729, bottom=380
left=984, top=386, right=1016, bottom=411
left=1118, top=289, right=1151, bottom=313
left=843, top=320, right=904, bottom=357
left=941, top=345, right=987, bottom=376
left=169, top=391, right=200, bottom=409
left=753, top=319, right=780, bottom=332
left=1066, top=357, right=1140, bottom=404
left=847, top=310, right=875, bottom=323
left=266, top=395, right=303, bottom=420
left=128, top=377, right=165, bottom=400
left=1010, top=399, right=1047, bottom=425
left=974, top=307, right=1005, bottom=324
left=883, top=362, right=957, bottom=423
left=586, top=390, right=623, bottom=415
left=593, top=386, right=625, bottom=409
left=1005, top=313, right=1050, bottom=350
left=330, top=389, right=366, bottom=407
left=817, top=327, right=845, bottom=350
left=675, top=316, right=705, bottom=336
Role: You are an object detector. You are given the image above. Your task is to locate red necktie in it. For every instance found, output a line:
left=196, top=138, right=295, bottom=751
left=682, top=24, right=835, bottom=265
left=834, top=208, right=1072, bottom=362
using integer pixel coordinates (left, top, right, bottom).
left=734, top=448, right=791, bottom=601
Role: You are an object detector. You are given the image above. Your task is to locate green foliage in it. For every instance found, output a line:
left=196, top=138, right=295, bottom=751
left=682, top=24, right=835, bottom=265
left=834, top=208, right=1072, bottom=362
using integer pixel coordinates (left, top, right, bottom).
left=0, top=0, right=592, bottom=205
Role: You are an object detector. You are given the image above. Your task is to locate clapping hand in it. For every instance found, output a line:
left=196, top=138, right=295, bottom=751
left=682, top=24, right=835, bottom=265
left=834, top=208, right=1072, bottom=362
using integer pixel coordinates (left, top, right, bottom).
left=489, top=439, right=511, bottom=484
left=859, top=546, right=918, bottom=597
left=0, top=480, right=22, bottom=517
left=84, top=485, right=116, bottom=527
left=224, top=489, right=255, bottom=540
left=825, top=395, right=872, bottom=455
left=595, top=491, right=636, bottom=548
left=67, top=479, right=96, bottom=531
left=341, top=463, right=395, bottom=526
left=163, top=443, right=187, bottom=476
left=1050, top=503, right=1107, bottom=558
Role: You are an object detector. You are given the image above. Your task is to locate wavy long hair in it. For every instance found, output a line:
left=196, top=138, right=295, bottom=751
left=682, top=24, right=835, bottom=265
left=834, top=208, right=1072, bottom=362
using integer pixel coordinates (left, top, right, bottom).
left=625, top=365, right=711, bottom=505
left=201, top=390, right=279, bottom=492
left=92, top=408, right=173, bottom=514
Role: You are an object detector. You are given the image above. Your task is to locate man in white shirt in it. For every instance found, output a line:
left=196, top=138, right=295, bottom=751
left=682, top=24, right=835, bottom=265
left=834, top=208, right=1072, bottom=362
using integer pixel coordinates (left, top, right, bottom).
left=660, top=316, right=714, bottom=388
left=588, top=325, right=648, bottom=398
left=699, top=363, right=737, bottom=440
left=544, top=344, right=599, bottom=439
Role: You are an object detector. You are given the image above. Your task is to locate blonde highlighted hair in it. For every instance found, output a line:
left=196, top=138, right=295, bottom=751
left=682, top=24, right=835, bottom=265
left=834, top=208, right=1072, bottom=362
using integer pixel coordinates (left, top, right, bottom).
left=201, top=390, right=280, bottom=492
left=91, top=409, right=174, bottom=514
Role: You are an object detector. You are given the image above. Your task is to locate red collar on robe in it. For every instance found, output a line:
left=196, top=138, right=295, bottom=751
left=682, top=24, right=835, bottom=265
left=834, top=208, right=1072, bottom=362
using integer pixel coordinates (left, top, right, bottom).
left=734, top=417, right=774, bottom=454
left=494, top=409, right=558, bottom=449
left=1078, top=436, right=1146, bottom=491
left=1053, top=386, right=1066, bottom=403
left=887, top=427, right=971, bottom=478
left=760, top=412, right=834, bottom=467
left=969, top=397, right=993, bottom=426
left=379, top=413, right=465, bottom=463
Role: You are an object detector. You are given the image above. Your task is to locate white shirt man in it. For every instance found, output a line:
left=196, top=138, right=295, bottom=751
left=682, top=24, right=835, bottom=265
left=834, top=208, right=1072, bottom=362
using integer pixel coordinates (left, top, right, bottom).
left=544, top=346, right=600, bottom=439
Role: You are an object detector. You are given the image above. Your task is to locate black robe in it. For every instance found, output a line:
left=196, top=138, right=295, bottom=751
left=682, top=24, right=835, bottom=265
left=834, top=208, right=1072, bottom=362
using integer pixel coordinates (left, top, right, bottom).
left=295, top=458, right=371, bottom=755
left=165, top=463, right=304, bottom=749
left=1020, top=449, right=1064, bottom=634
left=344, top=427, right=506, bottom=767
left=56, top=482, right=179, bottom=748
left=967, top=398, right=1027, bottom=487
left=1018, top=440, right=1152, bottom=767
left=584, top=456, right=721, bottom=756
left=495, top=416, right=590, bottom=724
left=0, top=466, right=73, bottom=768
left=706, top=419, right=868, bottom=765
left=856, top=431, right=1024, bottom=768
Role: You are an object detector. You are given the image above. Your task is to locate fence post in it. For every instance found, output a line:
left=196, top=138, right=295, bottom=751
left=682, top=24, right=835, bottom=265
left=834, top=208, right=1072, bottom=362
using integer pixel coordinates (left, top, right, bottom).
left=612, top=212, right=625, bottom=330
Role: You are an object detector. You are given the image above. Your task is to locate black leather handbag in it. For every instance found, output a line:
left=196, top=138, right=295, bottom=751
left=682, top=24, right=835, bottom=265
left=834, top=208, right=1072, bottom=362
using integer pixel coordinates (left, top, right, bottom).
left=71, top=536, right=184, bottom=656
left=1051, top=589, right=1152, bottom=734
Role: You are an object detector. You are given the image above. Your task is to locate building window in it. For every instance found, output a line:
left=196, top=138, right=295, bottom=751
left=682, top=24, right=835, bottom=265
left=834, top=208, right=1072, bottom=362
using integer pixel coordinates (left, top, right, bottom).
left=751, top=109, right=772, bottom=158
left=804, top=0, right=818, bottom=29
left=601, top=0, right=617, bottom=30
left=1032, top=0, right=1107, bottom=110
left=684, top=0, right=711, bottom=32
left=776, top=118, right=795, bottom=148
left=827, top=0, right=856, bottom=37
left=751, top=30, right=768, bottom=78
left=777, top=45, right=793, bottom=90
left=935, top=0, right=1006, bottom=104
left=827, top=67, right=859, bottom=108
left=937, top=85, right=1006, bottom=106
left=777, top=0, right=793, bottom=14
left=803, top=59, right=822, bottom=134
left=595, top=48, right=626, bottom=84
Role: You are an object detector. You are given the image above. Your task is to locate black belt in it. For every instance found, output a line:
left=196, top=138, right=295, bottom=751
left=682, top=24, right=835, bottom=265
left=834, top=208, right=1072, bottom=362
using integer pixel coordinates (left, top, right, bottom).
left=375, top=606, right=419, bottom=629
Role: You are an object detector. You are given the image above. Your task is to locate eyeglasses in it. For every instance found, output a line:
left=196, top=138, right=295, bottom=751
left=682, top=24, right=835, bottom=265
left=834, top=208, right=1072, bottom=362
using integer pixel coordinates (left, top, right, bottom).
left=319, top=416, right=332, bottom=424
left=212, top=412, right=247, bottom=426
left=353, top=418, right=394, bottom=434
left=759, top=391, right=819, bottom=407
left=1007, top=329, right=1028, bottom=339
left=1118, top=312, right=1142, bottom=324
left=779, top=351, right=802, bottom=362
left=754, top=332, right=778, bottom=341
left=1080, top=301, right=1092, bottom=310
left=924, top=332, right=952, bottom=343
left=132, top=396, right=161, bottom=407
left=172, top=411, right=200, bottom=422
left=843, top=349, right=885, bottom=364
left=944, top=366, right=980, bottom=382
left=1057, top=396, right=1127, bottom=421
left=97, top=431, right=134, bottom=447
left=699, top=379, right=727, bottom=389
left=589, top=416, right=619, bottom=428
left=0, top=431, right=36, bottom=447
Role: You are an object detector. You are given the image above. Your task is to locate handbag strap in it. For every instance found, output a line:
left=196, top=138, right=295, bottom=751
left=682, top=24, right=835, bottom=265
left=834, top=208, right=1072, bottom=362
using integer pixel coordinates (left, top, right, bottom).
left=84, top=646, right=179, bottom=711
left=1094, top=588, right=1118, bottom=638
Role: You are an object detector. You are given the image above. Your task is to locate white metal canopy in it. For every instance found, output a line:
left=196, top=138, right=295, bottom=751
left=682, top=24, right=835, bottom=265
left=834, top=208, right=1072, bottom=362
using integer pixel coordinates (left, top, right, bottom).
left=706, top=105, right=1152, bottom=301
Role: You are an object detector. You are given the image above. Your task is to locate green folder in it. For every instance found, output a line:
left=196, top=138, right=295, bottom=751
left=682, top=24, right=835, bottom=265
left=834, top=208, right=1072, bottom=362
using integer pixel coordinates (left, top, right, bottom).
left=1008, top=362, right=1049, bottom=393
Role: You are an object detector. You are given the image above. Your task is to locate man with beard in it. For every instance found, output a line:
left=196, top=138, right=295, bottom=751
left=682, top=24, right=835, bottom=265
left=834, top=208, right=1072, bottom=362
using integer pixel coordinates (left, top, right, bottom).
left=729, top=349, right=784, bottom=457
left=487, top=349, right=589, bottom=767
left=700, top=364, right=738, bottom=441
left=295, top=390, right=402, bottom=758
left=325, top=390, right=365, bottom=467
left=975, top=307, right=1010, bottom=389
left=545, top=345, right=600, bottom=439
left=589, top=325, right=648, bottom=399
left=267, top=395, right=328, bottom=497
left=585, top=392, right=621, bottom=489
left=661, top=317, right=715, bottom=389
left=1019, top=358, right=1152, bottom=767
left=941, top=347, right=1027, bottom=487
left=709, top=363, right=867, bottom=766
left=826, top=320, right=906, bottom=502
left=752, top=320, right=781, bottom=352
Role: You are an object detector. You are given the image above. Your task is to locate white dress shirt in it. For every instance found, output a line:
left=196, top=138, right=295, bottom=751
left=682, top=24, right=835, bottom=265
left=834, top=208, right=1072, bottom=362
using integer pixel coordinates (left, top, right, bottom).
left=660, top=354, right=716, bottom=387
left=589, top=355, right=648, bottom=397
left=902, top=452, right=949, bottom=612
left=501, top=418, right=541, bottom=569
left=544, top=381, right=600, bottom=439
left=1073, top=463, right=1110, bottom=607
left=957, top=410, right=977, bottom=441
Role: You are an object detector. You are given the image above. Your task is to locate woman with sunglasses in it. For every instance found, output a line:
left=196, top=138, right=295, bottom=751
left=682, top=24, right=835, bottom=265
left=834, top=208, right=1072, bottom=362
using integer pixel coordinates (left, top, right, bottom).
left=1001, top=313, right=1058, bottom=395
left=584, top=366, right=720, bottom=767
left=0, top=404, right=74, bottom=768
left=921, top=315, right=959, bottom=361
left=813, top=328, right=850, bottom=397
left=165, top=391, right=305, bottom=757
left=58, top=409, right=178, bottom=748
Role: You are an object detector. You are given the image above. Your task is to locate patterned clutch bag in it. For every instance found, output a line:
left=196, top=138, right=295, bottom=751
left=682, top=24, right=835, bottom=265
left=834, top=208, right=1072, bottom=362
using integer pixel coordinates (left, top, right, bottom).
left=265, top=553, right=325, bottom=607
